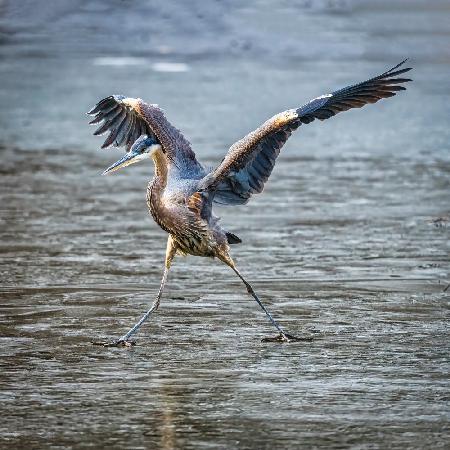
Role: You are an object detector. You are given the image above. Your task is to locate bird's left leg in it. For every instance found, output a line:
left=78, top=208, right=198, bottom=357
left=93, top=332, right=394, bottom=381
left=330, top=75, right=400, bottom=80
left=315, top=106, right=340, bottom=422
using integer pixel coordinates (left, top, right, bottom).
left=219, top=252, right=312, bottom=343
left=93, top=236, right=178, bottom=347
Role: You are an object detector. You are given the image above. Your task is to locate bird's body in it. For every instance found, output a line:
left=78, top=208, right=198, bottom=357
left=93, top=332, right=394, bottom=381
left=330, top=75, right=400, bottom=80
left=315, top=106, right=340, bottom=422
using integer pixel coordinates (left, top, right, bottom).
left=146, top=154, right=224, bottom=259
left=88, top=61, right=412, bottom=346
left=137, top=103, right=232, bottom=260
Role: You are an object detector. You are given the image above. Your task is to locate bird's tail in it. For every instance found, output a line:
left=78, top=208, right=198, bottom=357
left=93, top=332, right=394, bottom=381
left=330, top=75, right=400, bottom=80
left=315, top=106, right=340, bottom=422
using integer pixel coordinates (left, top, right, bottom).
left=226, top=232, right=242, bottom=244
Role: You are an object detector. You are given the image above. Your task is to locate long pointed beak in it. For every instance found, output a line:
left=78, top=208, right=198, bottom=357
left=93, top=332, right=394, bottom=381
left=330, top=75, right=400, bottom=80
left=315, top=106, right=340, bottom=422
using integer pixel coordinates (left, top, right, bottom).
left=102, top=151, right=144, bottom=175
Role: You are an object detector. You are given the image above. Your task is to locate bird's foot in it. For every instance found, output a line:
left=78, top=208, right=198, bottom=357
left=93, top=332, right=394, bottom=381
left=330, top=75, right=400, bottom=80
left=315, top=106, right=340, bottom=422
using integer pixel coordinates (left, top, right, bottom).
left=261, top=332, right=314, bottom=343
left=91, top=339, right=136, bottom=348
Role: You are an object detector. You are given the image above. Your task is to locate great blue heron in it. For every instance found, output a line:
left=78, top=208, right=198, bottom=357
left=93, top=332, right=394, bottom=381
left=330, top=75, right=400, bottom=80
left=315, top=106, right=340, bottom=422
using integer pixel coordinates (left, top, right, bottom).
left=88, top=60, right=412, bottom=346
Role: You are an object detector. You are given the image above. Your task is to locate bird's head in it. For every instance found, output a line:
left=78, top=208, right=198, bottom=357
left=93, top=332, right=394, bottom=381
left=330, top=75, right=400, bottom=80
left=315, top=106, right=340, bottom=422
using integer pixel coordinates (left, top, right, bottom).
left=102, top=135, right=161, bottom=175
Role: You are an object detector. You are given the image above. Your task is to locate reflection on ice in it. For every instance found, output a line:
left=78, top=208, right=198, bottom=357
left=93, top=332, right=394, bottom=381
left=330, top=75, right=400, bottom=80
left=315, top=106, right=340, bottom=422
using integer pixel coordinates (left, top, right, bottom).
left=152, top=62, right=190, bottom=73
left=93, top=56, right=149, bottom=66
left=92, top=58, right=190, bottom=73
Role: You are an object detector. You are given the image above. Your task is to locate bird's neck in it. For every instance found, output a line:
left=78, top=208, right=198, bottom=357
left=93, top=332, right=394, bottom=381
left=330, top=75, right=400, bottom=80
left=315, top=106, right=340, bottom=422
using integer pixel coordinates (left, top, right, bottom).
left=148, top=148, right=168, bottom=213
left=147, top=149, right=172, bottom=235
left=151, top=148, right=168, bottom=187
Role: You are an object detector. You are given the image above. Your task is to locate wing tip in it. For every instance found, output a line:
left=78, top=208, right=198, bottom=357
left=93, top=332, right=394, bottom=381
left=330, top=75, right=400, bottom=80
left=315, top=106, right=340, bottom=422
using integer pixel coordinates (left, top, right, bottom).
left=384, top=59, right=413, bottom=77
left=100, top=139, right=113, bottom=149
left=88, top=115, right=102, bottom=125
left=87, top=94, right=126, bottom=115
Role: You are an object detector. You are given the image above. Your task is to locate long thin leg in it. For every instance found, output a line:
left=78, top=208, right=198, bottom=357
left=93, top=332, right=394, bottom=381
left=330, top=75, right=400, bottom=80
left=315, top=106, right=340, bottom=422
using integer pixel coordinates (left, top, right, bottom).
left=233, top=266, right=286, bottom=333
left=220, top=253, right=311, bottom=342
left=115, top=266, right=168, bottom=344
left=93, top=236, right=177, bottom=347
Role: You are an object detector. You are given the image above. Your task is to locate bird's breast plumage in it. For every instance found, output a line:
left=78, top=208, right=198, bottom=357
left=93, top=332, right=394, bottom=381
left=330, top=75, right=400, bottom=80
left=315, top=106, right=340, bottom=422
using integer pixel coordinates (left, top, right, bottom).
left=146, top=177, right=220, bottom=257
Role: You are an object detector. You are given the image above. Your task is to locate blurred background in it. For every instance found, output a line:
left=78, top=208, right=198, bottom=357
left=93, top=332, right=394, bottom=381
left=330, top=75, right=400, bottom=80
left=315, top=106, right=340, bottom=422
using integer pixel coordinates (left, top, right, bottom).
left=1, top=1, right=449, bottom=449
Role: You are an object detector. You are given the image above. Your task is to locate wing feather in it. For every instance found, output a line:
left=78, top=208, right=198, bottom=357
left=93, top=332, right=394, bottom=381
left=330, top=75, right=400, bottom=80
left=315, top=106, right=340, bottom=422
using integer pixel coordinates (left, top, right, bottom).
left=88, top=95, right=205, bottom=175
left=203, top=60, right=412, bottom=205
left=115, top=112, right=134, bottom=147
left=88, top=95, right=157, bottom=151
left=100, top=110, right=128, bottom=148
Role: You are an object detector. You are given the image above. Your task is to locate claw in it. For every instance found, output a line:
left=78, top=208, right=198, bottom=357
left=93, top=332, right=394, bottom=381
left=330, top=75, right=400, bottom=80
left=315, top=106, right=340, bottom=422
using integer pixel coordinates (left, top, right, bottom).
left=261, top=332, right=314, bottom=343
left=91, top=339, right=136, bottom=347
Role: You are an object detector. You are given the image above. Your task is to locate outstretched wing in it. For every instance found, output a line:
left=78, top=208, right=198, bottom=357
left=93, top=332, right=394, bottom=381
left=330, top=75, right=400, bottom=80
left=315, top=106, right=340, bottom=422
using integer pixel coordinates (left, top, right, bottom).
left=88, top=95, right=155, bottom=151
left=87, top=95, right=204, bottom=174
left=203, top=60, right=412, bottom=205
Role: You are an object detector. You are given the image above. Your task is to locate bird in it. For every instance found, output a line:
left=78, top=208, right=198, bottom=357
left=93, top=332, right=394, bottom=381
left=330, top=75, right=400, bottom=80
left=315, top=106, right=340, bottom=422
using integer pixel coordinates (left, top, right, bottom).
left=87, top=60, right=412, bottom=346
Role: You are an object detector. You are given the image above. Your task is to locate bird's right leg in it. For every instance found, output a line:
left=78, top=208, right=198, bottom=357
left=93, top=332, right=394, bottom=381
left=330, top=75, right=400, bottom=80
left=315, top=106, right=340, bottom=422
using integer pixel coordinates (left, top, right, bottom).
left=92, top=236, right=177, bottom=347
left=218, top=251, right=312, bottom=343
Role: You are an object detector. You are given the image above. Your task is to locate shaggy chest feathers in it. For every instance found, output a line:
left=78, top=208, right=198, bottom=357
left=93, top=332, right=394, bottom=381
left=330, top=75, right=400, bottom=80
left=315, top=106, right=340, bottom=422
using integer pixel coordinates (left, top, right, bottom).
left=146, top=177, right=215, bottom=257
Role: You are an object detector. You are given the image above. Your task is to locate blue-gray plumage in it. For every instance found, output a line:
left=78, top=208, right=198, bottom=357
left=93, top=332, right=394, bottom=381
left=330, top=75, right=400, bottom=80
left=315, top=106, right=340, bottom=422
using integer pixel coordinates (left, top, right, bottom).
left=88, top=60, right=412, bottom=346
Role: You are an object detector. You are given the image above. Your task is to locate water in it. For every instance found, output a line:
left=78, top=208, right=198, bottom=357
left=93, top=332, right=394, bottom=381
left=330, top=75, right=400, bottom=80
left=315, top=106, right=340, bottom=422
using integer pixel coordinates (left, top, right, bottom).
left=1, top=1, right=449, bottom=448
